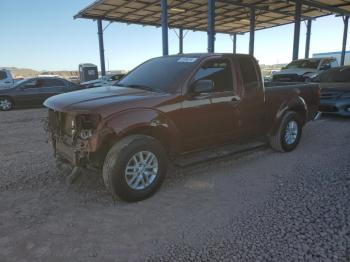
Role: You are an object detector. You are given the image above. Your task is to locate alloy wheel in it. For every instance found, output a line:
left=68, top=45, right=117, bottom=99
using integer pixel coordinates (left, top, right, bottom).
left=124, top=151, right=159, bottom=190
left=284, top=120, right=298, bottom=145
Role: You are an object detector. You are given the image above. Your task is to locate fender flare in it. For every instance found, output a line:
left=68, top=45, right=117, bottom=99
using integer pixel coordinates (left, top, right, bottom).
left=270, top=96, right=308, bottom=135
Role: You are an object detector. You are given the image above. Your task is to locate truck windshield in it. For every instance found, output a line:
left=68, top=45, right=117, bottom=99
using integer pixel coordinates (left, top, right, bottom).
left=116, top=56, right=199, bottom=93
left=285, top=59, right=320, bottom=69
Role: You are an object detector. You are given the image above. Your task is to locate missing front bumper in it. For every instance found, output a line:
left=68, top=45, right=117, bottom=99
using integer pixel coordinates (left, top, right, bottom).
left=55, top=141, right=87, bottom=166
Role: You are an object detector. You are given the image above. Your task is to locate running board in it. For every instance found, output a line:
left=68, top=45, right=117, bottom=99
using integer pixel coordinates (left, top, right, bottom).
left=173, top=141, right=267, bottom=168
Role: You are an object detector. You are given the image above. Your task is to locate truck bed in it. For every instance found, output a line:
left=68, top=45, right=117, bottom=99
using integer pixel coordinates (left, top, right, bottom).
left=264, top=82, right=320, bottom=122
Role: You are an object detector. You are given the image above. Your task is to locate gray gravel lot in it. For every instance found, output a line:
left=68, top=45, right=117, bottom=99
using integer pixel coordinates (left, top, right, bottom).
left=0, top=108, right=349, bottom=262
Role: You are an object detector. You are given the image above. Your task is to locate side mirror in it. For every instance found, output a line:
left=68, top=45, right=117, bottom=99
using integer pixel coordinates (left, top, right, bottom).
left=191, top=80, right=214, bottom=94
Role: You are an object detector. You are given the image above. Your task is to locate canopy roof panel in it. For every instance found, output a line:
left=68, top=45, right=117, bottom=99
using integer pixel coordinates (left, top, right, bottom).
left=75, top=0, right=350, bottom=34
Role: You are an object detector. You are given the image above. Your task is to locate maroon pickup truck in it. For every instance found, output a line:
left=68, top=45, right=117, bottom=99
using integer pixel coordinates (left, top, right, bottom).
left=44, top=54, right=320, bottom=202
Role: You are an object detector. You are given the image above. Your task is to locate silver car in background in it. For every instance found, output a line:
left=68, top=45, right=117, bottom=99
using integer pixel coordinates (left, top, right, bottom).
left=272, top=58, right=339, bottom=82
left=81, top=73, right=125, bottom=88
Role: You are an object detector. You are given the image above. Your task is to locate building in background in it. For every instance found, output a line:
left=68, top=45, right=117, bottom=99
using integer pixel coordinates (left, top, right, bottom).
left=313, top=51, right=350, bottom=65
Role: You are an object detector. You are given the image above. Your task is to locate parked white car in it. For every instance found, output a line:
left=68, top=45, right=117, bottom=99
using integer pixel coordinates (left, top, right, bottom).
left=81, top=73, right=125, bottom=88
left=0, top=69, right=15, bottom=89
left=272, top=57, right=339, bottom=82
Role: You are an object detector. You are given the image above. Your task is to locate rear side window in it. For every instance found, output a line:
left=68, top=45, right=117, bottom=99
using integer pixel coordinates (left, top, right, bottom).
left=237, top=56, right=259, bottom=93
left=40, top=78, right=66, bottom=87
left=193, top=59, right=234, bottom=92
left=0, top=71, right=7, bottom=80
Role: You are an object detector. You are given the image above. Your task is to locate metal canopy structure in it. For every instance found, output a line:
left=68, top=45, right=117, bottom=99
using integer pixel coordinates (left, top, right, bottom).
left=75, top=0, right=350, bottom=34
left=74, top=0, right=350, bottom=75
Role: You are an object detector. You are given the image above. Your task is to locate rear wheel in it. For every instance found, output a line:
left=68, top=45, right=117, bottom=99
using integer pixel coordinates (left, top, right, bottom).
left=102, top=135, right=167, bottom=202
left=269, top=111, right=302, bottom=152
left=0, top=97, right=13, bottom=111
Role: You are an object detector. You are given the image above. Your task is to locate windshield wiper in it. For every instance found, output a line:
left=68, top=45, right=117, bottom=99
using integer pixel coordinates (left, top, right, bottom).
left=120, top=84, right=161, bottom=92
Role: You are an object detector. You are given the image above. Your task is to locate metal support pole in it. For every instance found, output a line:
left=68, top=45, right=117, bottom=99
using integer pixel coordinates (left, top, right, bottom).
left=97, top=19, right=106, bottom=76
left=249, top=7, right=255, bottom=56
left=207, top=0, right=215, bottom=53
left=161, top=0, right=169, bottom=56
left=341, top=16, right=349, bottom=66
left=292, top=0, right=302, bottom=60
left=233, top=33, right=237, bottom=54
left=179, top=28, right=184, bottom=54
left=305, top=19, right=312, bottom=58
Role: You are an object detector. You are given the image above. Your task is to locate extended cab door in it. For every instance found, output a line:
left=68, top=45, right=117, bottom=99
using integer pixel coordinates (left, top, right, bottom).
left=234, top=55, right=266, bottom=137
left=179, top=57, right=241, bottom=151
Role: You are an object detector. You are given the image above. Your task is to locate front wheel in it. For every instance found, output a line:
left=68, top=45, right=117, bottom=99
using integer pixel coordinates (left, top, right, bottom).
left=0, top=97, right=13, bottom=111
left=269, top=111, right=302, bottom=152
left=102, top=135, right=167, bottom=202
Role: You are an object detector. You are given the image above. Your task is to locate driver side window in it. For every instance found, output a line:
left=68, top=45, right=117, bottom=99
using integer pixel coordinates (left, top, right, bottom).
left=193, top=59, right=234, bottom=93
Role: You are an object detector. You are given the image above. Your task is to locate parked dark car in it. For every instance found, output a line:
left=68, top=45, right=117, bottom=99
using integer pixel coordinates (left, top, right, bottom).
left=312, top=66, right=350, bottom=116
left=0, top=77, right=83, bottom=111
left=44, top=54, right=319, bottom=202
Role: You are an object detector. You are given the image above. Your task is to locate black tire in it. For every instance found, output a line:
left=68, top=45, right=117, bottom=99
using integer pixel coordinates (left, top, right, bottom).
left=102, top=135, right=167, bottom=202
left=0, top=97, right=13, bottom=111
left=269, top=111, right=302, bottom=152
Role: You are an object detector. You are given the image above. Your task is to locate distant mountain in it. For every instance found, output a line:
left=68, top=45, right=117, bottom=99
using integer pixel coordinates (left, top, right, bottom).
left=1, top=67, right=128, bottom=79
left=0, top=67, right=79, bottom=79
left=1, top=67, right=39, bottom=78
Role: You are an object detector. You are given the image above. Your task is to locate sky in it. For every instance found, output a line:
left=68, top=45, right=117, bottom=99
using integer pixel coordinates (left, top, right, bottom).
left=0, top=0, right=348, bottom=71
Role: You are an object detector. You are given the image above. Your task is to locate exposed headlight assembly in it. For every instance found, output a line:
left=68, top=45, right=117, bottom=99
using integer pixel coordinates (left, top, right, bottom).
left=79, top=129, right=93, bottom=140
left=76, top=114, right=100, bottom=140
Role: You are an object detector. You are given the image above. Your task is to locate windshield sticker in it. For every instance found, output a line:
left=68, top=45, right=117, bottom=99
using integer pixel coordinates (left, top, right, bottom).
left=177, top=58, right=198, bottom=63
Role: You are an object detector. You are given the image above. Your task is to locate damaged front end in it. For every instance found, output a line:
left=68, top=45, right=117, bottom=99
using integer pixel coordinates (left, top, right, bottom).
left=47, top=109, right=110, bottom=167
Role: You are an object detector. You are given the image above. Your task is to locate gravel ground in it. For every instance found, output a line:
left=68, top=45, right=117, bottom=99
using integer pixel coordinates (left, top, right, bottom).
left=0, top=108, right=349, bottom=262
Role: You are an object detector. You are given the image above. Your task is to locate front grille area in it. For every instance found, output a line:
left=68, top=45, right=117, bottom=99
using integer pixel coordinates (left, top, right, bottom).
left=63, top=114, right=75, bottom=136
left=48, top=110, right=75, bottom=138
left=272, top=74, right=304, bottom=82
left=319, top=105, right=339, bottom=112
left=48, top=109, right=60, bottom=135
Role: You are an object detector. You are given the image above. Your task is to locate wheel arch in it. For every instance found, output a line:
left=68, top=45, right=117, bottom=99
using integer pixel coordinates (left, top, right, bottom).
left=0, top=95, right=15, bottom=106
left=103, top=108, right=180, bottom=154
left=270, top=96, right=307, bottom=136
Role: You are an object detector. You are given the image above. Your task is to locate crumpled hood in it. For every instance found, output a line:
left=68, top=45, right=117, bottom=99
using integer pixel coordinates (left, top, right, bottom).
left=274, top=68, right=318, bottom=76
left=44, top=85, right=169, bottom=118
